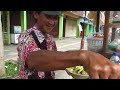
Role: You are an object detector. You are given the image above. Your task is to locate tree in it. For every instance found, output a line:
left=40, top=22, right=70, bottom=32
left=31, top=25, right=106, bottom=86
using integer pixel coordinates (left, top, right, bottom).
left=0, top=11, right=5, bottom=76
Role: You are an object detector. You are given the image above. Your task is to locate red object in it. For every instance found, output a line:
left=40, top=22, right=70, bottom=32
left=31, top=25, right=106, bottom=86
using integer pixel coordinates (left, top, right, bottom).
left=80, top=31, right=83, bottom=37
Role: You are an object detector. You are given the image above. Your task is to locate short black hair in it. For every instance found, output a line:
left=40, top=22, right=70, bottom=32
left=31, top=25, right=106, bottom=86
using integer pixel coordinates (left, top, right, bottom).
left=34, top=11, right=42, bottom=14
left=27, top=11, right=40, bottom=23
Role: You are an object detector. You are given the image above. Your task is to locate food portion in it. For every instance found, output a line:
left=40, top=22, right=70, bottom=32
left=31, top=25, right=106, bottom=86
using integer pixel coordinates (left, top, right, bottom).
left=66, top=66, right=88, bottom=75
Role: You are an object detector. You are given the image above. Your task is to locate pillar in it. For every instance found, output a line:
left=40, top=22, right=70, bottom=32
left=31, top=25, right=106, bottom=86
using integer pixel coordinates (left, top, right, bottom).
left=76, top=18, right=80, bottom=38
left=20, top=11, right=27, bottom=32
left=2, top=11, right=10, bottom=45
left=58, top=13, right=64, bottom=40
left=0, top=11, right=5, bottom=76
left=93, top=26, right=96, bottom=33
left=85, top=24, right=90, bottom=37
left=90, top=25, right=93, bottom=33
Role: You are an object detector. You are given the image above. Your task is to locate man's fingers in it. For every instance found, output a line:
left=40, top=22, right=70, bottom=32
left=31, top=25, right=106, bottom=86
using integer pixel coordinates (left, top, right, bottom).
left=109, top=74, right=118, bottom=79
left=115, top=64, right=120, bottom=79
left=108, top=64, right=120, bottom=79
left=117, top=73, right=120, bottom=79
left=89, top=71, right=99, bottom=79
left=117, top=65, right=120, bottom=79
left=99, top=72, right=109, bottom=79
left=98, top=66, right=111, bottom=79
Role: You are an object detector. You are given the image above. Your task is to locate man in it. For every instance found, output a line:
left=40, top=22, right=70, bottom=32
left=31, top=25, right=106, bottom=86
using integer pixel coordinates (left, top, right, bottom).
left=17, top=11, right=120, bottom=79
left=79, top=23, right=83, bottom=37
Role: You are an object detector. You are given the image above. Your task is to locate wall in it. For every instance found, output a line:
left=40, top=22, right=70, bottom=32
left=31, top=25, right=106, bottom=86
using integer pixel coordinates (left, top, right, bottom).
left=65, top=19, right=76, bottom=37
left=27, top=11, right=35, bottom=29
left=10, top=11, right=21, bottom=26
left=10, top=11, right=21, bottom=34
left=69, top=11, right=84, bottom=17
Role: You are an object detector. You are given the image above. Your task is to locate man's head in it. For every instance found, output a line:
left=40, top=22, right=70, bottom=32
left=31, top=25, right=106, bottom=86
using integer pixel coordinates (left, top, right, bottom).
left=33, top=11, right=61, bottom=35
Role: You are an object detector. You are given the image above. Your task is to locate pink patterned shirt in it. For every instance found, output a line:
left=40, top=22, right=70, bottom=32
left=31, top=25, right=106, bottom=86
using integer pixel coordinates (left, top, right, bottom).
left=17, top=25, right=57, bottom=79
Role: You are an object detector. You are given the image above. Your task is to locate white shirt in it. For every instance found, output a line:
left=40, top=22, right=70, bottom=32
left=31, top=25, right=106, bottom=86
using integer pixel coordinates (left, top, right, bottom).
left=79, top=24, right=83, bottom=32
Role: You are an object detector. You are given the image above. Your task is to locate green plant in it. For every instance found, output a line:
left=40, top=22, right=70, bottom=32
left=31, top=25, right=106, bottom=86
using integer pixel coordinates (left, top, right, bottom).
left=5, top=60, right=19, bottom=78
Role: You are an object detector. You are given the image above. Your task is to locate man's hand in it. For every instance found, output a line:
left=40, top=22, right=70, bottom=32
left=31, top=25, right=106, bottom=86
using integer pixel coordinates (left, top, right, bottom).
left=81, top=51, right=120, bottom=79
left=27, top=49, right=120, bottom=79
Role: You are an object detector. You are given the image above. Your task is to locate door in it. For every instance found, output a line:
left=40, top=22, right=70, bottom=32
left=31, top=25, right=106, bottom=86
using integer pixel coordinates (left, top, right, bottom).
left=2, top=11, right=10, bottom=45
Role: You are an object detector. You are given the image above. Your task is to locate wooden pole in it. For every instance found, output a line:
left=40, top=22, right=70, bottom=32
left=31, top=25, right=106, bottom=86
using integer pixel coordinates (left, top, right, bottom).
left=96, top=11, right=100, bottom=32
left=111, top=28, right=116, bottom=42
left=103, top=11, right=110, bottom=53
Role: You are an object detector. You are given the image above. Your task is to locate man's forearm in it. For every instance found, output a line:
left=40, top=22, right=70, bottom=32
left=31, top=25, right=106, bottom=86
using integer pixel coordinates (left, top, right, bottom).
left=26, top=50, right=87, bottom=71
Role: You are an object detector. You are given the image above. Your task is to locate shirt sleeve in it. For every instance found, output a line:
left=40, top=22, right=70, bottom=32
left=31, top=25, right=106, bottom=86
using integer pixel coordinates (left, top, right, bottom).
left=52, top=40, right=57, bottom=51
left=46, top=35, right=57, bottom=51
left=17, top=33, right=40, bottom=66
left=51, top=36, right=57, bottom=51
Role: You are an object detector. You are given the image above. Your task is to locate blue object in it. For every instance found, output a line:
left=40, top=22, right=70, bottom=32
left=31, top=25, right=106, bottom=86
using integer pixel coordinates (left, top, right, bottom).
left=110, top=52, right=120, bottom=63
left=113, top=52, right=119, bottom=56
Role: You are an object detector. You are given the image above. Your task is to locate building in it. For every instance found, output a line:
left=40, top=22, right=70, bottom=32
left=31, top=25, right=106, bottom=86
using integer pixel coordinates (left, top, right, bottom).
left=1, top=11, right=95, bottom=45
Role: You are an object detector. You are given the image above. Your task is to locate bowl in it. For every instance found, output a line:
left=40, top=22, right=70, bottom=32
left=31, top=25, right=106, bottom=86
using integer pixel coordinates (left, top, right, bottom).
left=66, top=69, right=89, bottom=79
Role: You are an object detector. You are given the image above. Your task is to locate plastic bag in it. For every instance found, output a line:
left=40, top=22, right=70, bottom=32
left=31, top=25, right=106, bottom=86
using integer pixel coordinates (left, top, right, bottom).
left=111, top=38, right=120, bottom=45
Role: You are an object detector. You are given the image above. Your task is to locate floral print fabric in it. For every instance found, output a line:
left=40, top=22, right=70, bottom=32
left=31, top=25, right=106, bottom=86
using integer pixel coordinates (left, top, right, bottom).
left=17, top=25, right=57, bottom=79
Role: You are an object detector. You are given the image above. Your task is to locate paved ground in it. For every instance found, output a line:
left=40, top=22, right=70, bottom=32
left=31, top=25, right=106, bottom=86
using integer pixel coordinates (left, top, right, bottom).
left=4, top=37, right=87, bottom=79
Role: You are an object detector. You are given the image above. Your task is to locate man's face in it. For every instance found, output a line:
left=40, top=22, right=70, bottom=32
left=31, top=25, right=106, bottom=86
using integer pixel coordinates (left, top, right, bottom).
left=33, top=12, right=58, bottom=34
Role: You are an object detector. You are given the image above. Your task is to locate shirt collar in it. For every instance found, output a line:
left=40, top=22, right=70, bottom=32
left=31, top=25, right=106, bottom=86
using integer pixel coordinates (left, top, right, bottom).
left=31, top=24, right=46, bottom=43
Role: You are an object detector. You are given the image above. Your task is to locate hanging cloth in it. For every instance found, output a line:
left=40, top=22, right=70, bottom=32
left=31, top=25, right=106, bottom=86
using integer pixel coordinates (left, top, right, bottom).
left=87, top=11, right=105, bottom=26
